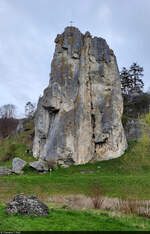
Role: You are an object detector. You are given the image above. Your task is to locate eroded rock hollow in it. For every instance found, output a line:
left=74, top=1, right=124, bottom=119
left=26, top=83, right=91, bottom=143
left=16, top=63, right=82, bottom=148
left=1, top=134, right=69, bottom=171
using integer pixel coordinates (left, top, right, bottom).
left=33, top=27, right=127, bottom=165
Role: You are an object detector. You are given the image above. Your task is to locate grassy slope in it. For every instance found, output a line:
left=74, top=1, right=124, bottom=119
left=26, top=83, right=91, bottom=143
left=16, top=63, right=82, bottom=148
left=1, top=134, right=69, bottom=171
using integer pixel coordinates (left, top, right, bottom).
left=0, top=205, right=150, bottom=231
left=1, top=120, right=150, bottom=230
left=1, top=141, right=150, bottom=202
left=0, top=119, right=36, bottom=166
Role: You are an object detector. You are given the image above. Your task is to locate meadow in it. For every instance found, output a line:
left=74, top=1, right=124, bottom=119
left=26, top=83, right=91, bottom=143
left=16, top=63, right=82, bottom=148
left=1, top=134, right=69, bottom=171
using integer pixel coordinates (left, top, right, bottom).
left=1, top=116, right=150, bottom=231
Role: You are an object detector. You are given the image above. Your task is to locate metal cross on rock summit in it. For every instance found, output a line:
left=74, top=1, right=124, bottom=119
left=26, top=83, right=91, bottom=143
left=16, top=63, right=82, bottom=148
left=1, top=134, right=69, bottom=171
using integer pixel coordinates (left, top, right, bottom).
left=69, top=21, right=74, bottom=26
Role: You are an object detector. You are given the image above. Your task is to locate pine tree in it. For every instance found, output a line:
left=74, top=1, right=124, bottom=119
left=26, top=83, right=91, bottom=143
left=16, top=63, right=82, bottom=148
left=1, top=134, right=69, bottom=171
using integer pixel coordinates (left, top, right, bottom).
left=25, top=102, right=35, bottom=118
left=120, top=63, right=144, bottom=96
left=120, top=67, right=132, bottom=95
left=129, top=63, right=144, bottom=93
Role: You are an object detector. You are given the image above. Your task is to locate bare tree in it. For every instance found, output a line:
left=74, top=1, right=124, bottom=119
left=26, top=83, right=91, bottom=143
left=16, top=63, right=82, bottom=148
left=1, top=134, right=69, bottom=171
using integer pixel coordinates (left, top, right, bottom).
left=0, top=104, right=18, bottom=138
left=0, top=104, right=16, bottom=119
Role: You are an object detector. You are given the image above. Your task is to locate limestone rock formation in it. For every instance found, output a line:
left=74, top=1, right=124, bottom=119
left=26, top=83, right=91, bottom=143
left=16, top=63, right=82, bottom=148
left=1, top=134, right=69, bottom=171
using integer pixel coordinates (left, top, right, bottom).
left=12, top=158, right=27, bottom=174
left=124, top=118, right=142, bottom=142
left=29, top=160, right=49, bottom=172
left=33, top=27, right=127, bottom=165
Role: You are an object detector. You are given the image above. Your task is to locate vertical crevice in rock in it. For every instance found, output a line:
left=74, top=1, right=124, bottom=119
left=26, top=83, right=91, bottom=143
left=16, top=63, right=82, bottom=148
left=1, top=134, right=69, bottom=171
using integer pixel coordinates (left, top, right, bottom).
left=91, top=114, right=95, bottom=139
left=87, top=37, right=96, bottom=155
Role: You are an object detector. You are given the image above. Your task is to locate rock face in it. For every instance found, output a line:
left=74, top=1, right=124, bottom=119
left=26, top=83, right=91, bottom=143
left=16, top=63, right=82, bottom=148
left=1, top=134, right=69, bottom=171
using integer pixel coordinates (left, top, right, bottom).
left=124, top=118, right=142, bottom=142
left=6, top=194, right=49, bottom=216
left=33, top=27, right=127, bottom=165
left=12, top=158, right=27, bottom=174
left=15, top=119, right=24, bottom=136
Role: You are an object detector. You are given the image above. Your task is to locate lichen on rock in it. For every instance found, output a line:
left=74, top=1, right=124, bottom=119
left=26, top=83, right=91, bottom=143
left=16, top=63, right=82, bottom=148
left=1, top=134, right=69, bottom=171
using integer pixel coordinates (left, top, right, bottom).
left=33, top=26, right=127, bottom=165
left=6, top=194, right=49, bottom=216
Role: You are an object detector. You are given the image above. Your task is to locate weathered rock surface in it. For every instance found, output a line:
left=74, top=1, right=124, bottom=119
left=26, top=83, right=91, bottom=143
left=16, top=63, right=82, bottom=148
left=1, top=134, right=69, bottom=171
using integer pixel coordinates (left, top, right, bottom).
left=33, top=26, right=127, bottom=165
left=6, top=194, right=49, bottom=216
left=29, top=160, right=49, bottom=172
left=0, top=166, right=12, bottom=175
left=15, top=119, right=24, bottom=136
left=124, top=118, right=142, bottom=142
left=12, top=158, right=27, bottom=174
left=61, top=164, right=70, bottom=168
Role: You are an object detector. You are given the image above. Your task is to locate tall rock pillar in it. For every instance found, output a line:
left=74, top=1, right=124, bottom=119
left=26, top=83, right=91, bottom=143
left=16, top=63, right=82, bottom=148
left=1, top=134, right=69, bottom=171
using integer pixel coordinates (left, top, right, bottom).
left=33, top=27, right=127, bottom=165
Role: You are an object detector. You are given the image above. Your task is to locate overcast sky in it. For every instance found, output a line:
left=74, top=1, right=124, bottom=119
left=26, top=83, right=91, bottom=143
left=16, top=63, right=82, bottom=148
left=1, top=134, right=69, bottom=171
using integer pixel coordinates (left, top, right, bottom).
left=0, top=0, right=150, bottom=117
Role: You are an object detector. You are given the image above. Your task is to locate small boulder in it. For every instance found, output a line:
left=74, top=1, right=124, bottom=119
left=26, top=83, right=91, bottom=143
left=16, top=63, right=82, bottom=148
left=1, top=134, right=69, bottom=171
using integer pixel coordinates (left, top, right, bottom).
left=12, top=158, right=27, bottom=174
left=80, top=170, right=93, bottom=174
left=0, top=166, right=12, bottom=175
left=61, top=165, right=70, bottom=168
left=6, top=194, right=49, bottom=216
left=14, top=170, right=24, bottom=175
left=29, top=160, right=49, bottom=172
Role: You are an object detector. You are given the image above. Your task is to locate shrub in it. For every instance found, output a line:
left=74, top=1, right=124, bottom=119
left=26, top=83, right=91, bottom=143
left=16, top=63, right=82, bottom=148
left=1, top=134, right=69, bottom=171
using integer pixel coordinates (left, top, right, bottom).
left=133, top=111, right=150, bottom=164
left=0, top=152, right=12, bottom=162
left=0, top=144, right=17, bottom=162
left=117, top=197, right=150, bottom=218
left=118, top=198, right=138, bottom=214
left=89, top=183, right=104, bottom=209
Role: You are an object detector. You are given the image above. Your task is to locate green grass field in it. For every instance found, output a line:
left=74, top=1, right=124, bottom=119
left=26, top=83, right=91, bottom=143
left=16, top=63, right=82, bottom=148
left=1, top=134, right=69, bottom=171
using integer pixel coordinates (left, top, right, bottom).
left=0, top=205, right=150, bottom=231
left=1, top=120, right=150, bottom=231
left=1, top=141, right=150, bottom=202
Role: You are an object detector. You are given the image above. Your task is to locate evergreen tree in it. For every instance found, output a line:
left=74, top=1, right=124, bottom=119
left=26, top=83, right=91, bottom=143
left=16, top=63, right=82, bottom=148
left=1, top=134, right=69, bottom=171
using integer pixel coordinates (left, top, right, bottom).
left=25, top=102, right=35, bottom=118
left=120, top=63, right=144, bottom=96
left=129, top=63, right=144, bottom=93
left=120, top=67, right=131, bottom=95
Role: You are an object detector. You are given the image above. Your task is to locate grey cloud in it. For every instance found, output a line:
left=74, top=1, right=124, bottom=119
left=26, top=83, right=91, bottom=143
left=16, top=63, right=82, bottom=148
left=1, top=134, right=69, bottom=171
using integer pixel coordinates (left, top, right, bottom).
left=0, top=0, right=149, bottom=117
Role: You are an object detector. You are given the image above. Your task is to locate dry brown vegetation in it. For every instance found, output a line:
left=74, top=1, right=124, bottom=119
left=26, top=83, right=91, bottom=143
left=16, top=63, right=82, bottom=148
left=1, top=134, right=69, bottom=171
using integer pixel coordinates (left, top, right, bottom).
left=117, top=198, right=150, bottom=218
left=89, top=184, right=104, bottom=209
left=0, top=118, right=18, bottom=138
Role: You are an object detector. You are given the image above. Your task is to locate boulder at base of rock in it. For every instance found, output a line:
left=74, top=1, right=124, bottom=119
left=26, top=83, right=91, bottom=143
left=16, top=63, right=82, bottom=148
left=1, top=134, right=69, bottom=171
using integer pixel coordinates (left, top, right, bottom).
left=80, top=170, right=93, bottom=174
left=6, top=194, right=49, bottom=216
left=12, top=158, right=27, bottom=174
left=29, top=160, right=49, bottom=172
left=0, top=166, right=12, bottom=175
left=61, top=165, right=70, bottom=168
